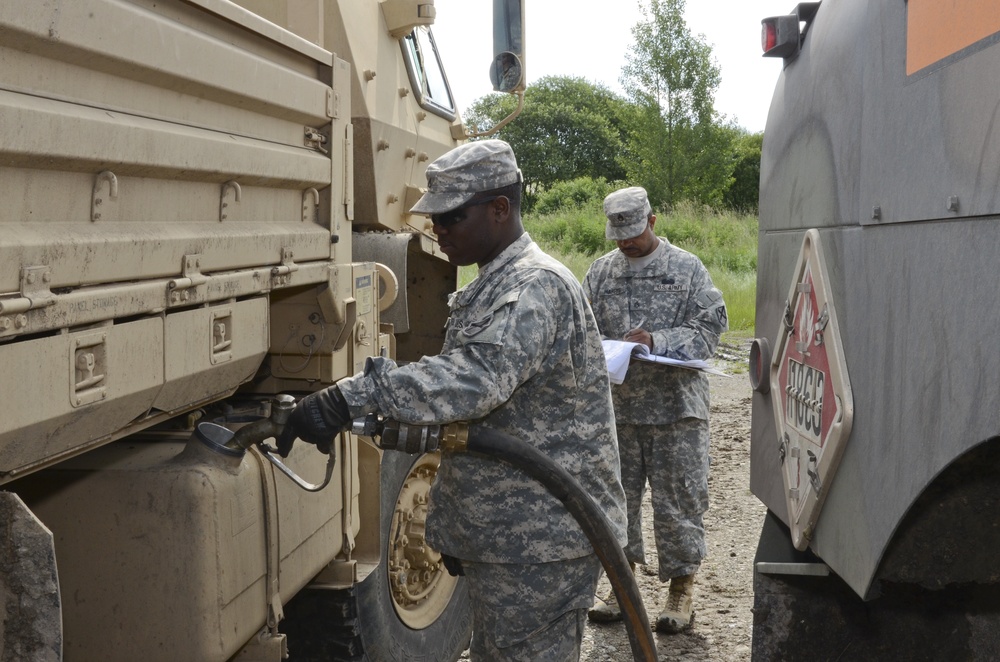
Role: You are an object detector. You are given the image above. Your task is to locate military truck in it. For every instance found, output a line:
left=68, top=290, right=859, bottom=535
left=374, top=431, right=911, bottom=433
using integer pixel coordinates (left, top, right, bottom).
left=750, top=1, right=1000, bottom=658
left=0, top=1, right=525, bottom=659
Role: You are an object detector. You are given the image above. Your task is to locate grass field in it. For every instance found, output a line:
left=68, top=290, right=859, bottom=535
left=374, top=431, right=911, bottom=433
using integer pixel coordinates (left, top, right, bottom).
left=459, top=202, right=758, bottom=332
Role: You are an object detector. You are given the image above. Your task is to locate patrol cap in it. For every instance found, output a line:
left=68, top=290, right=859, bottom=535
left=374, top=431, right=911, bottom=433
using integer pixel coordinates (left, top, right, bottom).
left=410, top=139, right=522, bottom=215
left=604, top=186, right=652, bottom=240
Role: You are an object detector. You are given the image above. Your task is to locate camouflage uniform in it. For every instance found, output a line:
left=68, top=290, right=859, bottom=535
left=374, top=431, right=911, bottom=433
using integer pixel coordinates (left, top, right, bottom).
left=336, top=140, right=627, bottom=660
left=583, top=192, right=727, bottom=582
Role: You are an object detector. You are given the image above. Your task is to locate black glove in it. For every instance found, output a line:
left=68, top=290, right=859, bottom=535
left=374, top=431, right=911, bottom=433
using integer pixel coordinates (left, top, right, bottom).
left=276, top=386, right=352, bottom=457
left=441, top=554, right=464, bottom=577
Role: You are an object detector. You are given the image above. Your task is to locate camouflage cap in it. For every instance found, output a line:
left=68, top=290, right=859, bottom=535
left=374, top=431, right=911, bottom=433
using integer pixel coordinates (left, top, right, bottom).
left=410, top=139, right=522, bottom=215
left=604, top=186, right=652, bottom=240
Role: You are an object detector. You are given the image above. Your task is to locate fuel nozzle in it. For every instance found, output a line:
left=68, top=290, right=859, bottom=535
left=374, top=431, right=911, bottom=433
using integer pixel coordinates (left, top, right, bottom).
left=352, top=415, right=469, bottom=454
left=226, top=394, right=296, bottom=451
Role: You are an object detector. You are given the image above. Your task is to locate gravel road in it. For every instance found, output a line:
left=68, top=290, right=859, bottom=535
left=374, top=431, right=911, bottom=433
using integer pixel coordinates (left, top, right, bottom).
left=582, top=337, right=762, bottom=662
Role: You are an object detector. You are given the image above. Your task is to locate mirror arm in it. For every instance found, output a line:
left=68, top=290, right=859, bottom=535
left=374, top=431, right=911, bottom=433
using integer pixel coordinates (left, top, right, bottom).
left=461, top=91, right=525, bottom=140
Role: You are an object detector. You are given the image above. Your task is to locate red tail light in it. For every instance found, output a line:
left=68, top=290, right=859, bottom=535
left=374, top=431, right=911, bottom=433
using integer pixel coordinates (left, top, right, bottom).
left=761, top=14, right=801, bottom=58
left=762, top=21, right=778, bottom=53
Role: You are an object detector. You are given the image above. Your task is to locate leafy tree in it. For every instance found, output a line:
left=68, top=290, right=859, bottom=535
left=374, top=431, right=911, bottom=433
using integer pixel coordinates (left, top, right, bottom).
left=463, top=76, right=636, bottom=209
left=621, top=0, right=735, bottom=208
left=722, top=130, right=763, bottom=214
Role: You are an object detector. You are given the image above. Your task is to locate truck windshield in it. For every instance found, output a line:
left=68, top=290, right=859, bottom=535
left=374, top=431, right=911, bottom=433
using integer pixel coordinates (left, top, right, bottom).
left=402, top=27, right=456, bottom=120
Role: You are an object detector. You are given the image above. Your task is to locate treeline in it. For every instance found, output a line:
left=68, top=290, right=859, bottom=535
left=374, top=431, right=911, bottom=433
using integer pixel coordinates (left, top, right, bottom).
left=463, top=0, right=762, bottom=216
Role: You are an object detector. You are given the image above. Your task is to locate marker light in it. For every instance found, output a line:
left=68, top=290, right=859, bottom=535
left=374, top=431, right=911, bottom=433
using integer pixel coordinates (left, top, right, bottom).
left=761, top=14, right=801, bottom=58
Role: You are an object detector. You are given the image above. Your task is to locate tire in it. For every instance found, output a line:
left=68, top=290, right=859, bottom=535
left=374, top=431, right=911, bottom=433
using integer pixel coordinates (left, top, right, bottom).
left=282, top=451, right=472, bottom=661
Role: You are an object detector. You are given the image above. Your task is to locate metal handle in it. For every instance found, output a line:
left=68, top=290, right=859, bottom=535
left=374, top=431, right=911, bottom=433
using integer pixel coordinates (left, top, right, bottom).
left=257, top=442, right=337, bottom=492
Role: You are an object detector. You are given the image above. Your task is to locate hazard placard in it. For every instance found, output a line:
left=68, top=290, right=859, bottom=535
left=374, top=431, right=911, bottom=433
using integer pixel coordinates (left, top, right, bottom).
left=770, top=230, right=854, bottom=551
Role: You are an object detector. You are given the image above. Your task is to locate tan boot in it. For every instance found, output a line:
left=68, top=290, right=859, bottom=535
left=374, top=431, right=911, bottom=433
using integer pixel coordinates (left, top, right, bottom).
left=655, top=574, right=695, bottom=634
left=587, top=562, right=636, bottom=623
left=587, top=591, right=622, bottom=622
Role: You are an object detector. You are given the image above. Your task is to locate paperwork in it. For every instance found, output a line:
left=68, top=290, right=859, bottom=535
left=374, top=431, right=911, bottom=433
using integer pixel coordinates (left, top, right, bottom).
left=601, top=339, right=730, bottom=385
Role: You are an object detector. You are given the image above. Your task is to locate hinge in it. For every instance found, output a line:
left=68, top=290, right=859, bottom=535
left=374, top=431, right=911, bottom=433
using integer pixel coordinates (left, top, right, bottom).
left=0, top=266, right=55, bottom=334
left=167, top=254, right=207, bottom=304
left=271, top=248, right=299, bottom=288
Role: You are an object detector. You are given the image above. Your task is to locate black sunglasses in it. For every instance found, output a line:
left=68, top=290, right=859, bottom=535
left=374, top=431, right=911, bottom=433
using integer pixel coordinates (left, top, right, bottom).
left=431, top=196, right=501, bottom=228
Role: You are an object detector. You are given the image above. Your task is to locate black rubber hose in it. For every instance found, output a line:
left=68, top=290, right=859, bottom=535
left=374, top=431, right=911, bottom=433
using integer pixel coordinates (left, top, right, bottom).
left=464, top=425, right=657, bottom=662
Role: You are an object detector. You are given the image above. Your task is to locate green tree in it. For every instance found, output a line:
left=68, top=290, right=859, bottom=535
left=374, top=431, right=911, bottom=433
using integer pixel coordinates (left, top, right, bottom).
left=621, top=0, right=735, bottom=208
left=722, top=130, right=763, bottom=214
left=464, top=76, right=636, bottom=209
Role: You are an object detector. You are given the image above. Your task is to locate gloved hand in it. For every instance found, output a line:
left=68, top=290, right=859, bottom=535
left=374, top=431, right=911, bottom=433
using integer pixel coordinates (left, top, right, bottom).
left=441, top=554, right=464, bottom=577
left=276, top=386, right=352, bottom=457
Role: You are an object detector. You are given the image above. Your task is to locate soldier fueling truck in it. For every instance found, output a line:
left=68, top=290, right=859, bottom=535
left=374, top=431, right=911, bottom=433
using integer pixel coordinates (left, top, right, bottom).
left=0, top=0, right=537, bottom=659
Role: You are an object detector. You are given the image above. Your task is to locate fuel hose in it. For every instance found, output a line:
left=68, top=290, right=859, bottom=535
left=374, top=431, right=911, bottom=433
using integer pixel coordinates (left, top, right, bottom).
left=224, top=403, right=657, bottom=661
left=463, top=424, right=657, bottom=662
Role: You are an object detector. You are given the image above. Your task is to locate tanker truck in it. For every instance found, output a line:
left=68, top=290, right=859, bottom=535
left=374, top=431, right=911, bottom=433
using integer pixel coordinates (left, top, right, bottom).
left=750, top=1, right=1000, bottom=659
left=0, top=1, right=526, bottom=659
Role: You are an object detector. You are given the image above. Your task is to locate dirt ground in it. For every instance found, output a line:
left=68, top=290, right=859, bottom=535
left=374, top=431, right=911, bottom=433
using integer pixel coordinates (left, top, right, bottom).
left=582, top=335, right=762, bottom=662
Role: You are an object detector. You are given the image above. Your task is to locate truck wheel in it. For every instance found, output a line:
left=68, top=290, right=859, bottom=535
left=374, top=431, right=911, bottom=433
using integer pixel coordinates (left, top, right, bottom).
left=282, top=451, right=472, bottom=662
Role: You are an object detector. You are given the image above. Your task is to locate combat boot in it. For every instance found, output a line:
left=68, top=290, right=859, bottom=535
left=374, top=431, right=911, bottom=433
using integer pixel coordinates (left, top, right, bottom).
left=587, top=591, right=622, bottom=622
left=587, top=562, right=636, bottom=623
left=655, top=574, right=695, bottom=634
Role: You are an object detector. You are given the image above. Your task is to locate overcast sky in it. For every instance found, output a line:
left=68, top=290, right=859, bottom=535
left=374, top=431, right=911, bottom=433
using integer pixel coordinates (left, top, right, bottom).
left=432, top=0, right=793, bottom=134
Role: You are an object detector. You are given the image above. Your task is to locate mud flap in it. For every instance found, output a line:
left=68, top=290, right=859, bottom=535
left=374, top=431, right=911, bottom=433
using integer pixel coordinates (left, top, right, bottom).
left=0, top=491, right=62, bottom=661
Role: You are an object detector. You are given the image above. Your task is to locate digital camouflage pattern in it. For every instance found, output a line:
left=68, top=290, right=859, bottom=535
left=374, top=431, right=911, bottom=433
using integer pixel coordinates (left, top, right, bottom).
left=603, top=186, right=652, bottom=240
left=338, top=232, right=628, bottom=563
left=583, top=235, right=726, bottom=580
left=462, top=554, right=601, bottom=660
left=617, top=420, right=710, bottom=580
left=582, top=237, right=728, bottom=425
left=409, top=139, right=522, bottom=215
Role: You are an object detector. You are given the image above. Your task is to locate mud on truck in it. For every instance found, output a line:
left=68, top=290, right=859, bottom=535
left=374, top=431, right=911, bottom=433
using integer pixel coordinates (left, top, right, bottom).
left=750, top=1, right=1000, bottom=659
left=0, top=1, right=527, bottom=660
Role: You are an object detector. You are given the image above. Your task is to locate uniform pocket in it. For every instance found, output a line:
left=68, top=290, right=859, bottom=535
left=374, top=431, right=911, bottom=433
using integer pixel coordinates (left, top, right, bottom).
left=458, top=290, right=520, bottom=346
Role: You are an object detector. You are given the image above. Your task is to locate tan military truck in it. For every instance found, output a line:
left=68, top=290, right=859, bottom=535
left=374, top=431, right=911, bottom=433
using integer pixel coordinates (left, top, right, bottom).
left=0, top=1, right=525, bottom=660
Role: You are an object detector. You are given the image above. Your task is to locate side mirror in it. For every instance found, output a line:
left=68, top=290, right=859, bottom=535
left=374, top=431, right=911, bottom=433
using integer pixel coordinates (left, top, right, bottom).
left=461, top=0, right=526, bottom=139
left=492, top=0, right=525, bottom=92
left=490, top=51, right=523, bottom=93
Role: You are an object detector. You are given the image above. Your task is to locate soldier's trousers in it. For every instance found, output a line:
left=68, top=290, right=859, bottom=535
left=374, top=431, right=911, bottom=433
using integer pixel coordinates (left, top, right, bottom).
left=617, top=417, right=710, bottom=580
left=462, top=553, right=602, bottom=661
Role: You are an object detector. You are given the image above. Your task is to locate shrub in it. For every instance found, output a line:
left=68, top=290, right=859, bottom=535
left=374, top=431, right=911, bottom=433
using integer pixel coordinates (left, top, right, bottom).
left=533, top=177, right=617, bottom=216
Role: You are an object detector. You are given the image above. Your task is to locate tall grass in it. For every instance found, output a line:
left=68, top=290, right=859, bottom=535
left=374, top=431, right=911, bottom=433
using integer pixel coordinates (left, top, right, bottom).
left=458, top=202, right=758, bottom=331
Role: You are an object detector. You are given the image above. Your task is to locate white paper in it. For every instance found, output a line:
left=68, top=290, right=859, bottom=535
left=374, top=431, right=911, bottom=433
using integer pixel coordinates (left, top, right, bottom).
left=601, top=339, right=730, bottom=384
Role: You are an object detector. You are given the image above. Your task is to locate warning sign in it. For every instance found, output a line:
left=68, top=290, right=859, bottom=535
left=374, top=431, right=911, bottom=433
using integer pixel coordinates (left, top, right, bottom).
left=770, top=230, right=853, bottom=551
